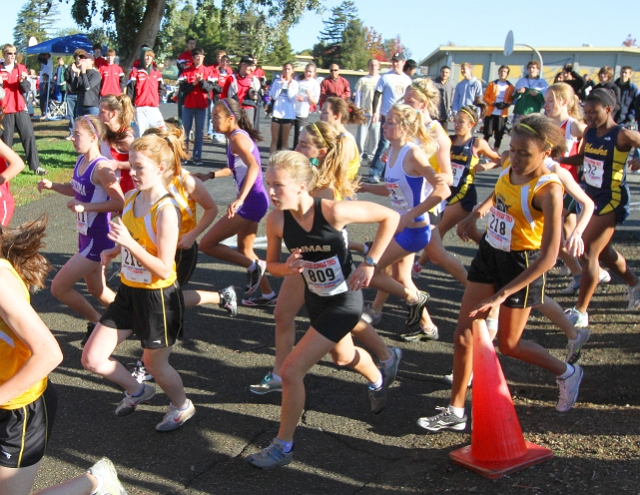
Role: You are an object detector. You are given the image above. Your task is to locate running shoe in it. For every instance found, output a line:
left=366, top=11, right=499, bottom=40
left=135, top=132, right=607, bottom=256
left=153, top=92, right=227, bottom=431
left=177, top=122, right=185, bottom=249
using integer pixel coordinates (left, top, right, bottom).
left=401, top=325, right=439, bottom=342
left=87, top=457, right=128, bottom=495
left=106, top=262, right=121, bottom=282
left=368, top=176, right=380, bottom=184
left=551, top=261, right=571, bottom=277
left=627, top=282, right=640, bottom=311
left=560, top=275, right=581, bottom=295
left=219, top=285, right=238, bottom=316
left=417, top=406, right=467, bottom=432
left=155, top=399, right=196, bottom=432
left=382, top=347, right=402, bottom=387
left=34, top=167, right=48, bottom=176
left=362, top=241, right=372, bottom=255
left=556, top=364, right=583, bottom=412
left=128, top=360, right=154, bottom=383
left=241, top=293, right=277, bottom=308
left=114, top=384, right=155, bottom=417
left=565, top=329, right=590, bottom=364
left=599, top=269, right=612, bottom=284
left=81, top=322, right=96, bottom=347
left=368, top=385, right=387, bottom=414
left=192, top=160, right=203, bottom=166
left=246, top=438, right=293, bottom=469
left=564, top=307, right=588, bottom=328
left=442, top=371, right=473, bottom=387
left=249, top=372, right=282, bottom=395
left=411, top=261, right=423, bottom=280
left=361, top=305, right=382, bottom=326
left=245, top=259, right=266, bottom=295
left=405, top=291, right=429, bottom=327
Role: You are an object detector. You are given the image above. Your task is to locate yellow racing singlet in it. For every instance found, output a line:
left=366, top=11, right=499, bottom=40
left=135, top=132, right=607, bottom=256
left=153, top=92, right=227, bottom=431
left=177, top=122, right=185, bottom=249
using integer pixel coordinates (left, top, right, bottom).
left=486, top=165, right=563, bottom=252
left=120, top=191, right=179, bottom=289
left=0, top=259, right=48, bottom=410
left=168, top=170, right=197, bottom=235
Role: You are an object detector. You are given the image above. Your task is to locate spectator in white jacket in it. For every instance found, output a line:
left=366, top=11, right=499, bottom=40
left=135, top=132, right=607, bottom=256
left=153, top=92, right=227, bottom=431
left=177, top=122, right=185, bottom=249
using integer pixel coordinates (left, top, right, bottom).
left=354, top=59, right=381, bottom=162
left=269, top=62, right=298, bottom=153
left=293, top=63, right=320, bottom=148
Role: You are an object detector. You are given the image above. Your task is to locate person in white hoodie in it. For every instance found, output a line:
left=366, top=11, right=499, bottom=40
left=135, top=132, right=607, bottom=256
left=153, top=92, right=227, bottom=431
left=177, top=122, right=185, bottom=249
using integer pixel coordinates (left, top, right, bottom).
left=293, top=63, right=320, bottom=149
left=354, top=59, right=381, bottom=163
left=269, top=62, right=299, bottom=154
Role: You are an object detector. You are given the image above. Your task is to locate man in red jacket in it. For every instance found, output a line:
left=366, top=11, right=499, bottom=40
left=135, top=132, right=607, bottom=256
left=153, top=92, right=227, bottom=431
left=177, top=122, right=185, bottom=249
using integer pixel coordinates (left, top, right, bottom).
left=179, top=47, right=215, bottom=165
left=0, top=44, right=46, bottom=175
left=99, top=49, right=125, bottom=96
left=222, top=56, right=261, bottom=127
left=319, top=64, right=350, bottom=108
left=127, top=49, right=165, bottom=137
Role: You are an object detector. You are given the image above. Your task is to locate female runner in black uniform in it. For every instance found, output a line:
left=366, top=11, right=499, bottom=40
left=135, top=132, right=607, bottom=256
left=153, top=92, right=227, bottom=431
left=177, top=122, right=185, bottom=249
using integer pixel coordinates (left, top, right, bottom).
left=246, top=151, right=399, bottom=469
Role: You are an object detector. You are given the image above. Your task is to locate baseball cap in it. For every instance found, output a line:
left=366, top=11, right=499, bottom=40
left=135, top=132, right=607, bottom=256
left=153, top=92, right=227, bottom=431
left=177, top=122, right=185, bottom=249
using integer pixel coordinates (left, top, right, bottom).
left=391, top=52, right=405, bottom=61
left=240, top=56, right=256, bottom=65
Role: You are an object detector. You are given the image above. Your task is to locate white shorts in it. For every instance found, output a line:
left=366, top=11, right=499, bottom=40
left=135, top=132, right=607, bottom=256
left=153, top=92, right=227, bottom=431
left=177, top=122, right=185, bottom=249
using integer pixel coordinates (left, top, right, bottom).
left=135, top=106, right=166, bottom=137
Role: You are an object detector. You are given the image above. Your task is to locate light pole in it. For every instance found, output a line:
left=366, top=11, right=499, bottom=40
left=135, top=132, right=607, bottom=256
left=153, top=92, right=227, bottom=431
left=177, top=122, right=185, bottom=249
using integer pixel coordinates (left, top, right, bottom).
left=504, top=30, right=544, bottom=73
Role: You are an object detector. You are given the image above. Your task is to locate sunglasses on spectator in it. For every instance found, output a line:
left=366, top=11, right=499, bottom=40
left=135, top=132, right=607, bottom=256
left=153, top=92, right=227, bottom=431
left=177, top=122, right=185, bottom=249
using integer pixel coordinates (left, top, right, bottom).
left=4, top=52, right=16, bottom=55
left=330, top=69, right=338, bottom=72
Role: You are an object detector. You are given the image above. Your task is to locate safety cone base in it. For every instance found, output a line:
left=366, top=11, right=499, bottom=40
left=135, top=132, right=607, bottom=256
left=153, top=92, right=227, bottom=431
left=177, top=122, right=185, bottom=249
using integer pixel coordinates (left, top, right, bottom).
left=449, top=442, right=553, bottom=479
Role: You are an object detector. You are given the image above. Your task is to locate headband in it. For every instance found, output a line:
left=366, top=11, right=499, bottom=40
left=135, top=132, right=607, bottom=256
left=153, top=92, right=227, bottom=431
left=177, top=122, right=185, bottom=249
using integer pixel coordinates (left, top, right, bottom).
left=519, top=123, right=553, bottom=148
left=311, top=123, right=329, bottom=148
left=83, top=115, right=98, bottom=138
left=222, top=99, right=236, bottom=118
left=459, top=108, right=477, bottom=123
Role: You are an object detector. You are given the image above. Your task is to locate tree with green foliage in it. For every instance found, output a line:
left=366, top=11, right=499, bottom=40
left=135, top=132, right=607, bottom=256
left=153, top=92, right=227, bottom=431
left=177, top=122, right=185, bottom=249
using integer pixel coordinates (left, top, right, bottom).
left=69, top=0, right=321, bottom=70
left=314, top=0, right=358, bottom=68
left=339, top=18, right=369, bottom=71
left=13, top=0, right=60, bottom=54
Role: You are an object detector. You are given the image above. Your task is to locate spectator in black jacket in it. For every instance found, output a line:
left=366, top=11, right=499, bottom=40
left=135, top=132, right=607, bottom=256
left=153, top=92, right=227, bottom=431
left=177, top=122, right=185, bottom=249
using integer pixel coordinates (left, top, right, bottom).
left=594, top=66, right=621, bottom=115
left=70, top=50, right=102, bottom=116
left=560, top=64, right=585, bottom=98
left=614, top=66, right=639, bottom=126
left=64, top=51, right=81, bottom=137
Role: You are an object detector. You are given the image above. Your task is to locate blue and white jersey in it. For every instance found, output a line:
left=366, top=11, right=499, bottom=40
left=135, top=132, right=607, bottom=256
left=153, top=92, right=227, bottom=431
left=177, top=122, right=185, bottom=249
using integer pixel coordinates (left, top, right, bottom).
left=384, top=142, right=433, bottom=225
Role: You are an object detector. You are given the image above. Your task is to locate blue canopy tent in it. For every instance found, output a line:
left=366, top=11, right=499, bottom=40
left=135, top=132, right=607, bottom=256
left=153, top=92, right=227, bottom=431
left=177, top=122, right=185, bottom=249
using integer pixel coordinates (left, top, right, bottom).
left=26, top=34, right=93, bottom=56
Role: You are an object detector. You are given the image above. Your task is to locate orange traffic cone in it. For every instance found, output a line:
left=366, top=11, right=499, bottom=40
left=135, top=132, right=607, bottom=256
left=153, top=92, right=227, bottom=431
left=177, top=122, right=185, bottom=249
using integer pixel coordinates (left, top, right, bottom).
left=449, top=319, right=553, bottom=479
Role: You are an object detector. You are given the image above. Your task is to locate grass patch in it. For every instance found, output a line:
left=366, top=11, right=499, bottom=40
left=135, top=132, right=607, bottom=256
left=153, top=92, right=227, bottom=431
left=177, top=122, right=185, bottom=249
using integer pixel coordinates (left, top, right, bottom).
left=11, top=119, right=76, bottom=206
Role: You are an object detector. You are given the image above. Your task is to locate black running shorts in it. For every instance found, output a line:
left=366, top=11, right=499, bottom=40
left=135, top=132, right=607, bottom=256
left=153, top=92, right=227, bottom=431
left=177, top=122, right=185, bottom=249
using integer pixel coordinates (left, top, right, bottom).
left=467, top=235, right=545, bottom=309
left=100, top=282, right=185, bottom=348
left=0, top=382, right=58, bottom=468
left=305, top=288, right=363, bottom=343
left=175, top=242, right=198, bottom=286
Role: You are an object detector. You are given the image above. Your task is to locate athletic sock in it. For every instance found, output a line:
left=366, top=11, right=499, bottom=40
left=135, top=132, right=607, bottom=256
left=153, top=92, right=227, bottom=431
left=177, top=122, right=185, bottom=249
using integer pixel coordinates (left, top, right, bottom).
left=90, top=474, right=103, bottom=495
left=271, top=372, right=282, bottom=382
left=248, top=261, right=257, bottom=272
left=277, top=438, right=293, bottom=453
left=380, top=355, right=395, bottom=369
left=407, top=290, right=420, bottom=305
left=178, top=400, right=191, bottom=411
left=368, top=374, right=383, bottom=390
left=448, top=405, right=465, bottom=418
left=486, top=318, right=498, bottom=333
left=131, top=385, right=146, bottom=397
left=261, top=291, right=276, bottom=299
left=557, top=363, right=575, bottom=379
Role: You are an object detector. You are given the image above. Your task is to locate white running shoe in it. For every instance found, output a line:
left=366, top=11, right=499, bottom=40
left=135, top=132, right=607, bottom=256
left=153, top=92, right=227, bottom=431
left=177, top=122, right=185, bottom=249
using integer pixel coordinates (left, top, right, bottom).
left=411, top=261, right=423, bottom=279
left=598, top=269, right=611, bottom=284
left=565, top=329, right=590, bottom=364
left=246, top=260, right=267, bottom=295
left=361, top=305, right=382, bottom=326
left=627, top=282, right=640, bottom=311
left=115, top=384, right=155, bottom=417
left=88, top=457, right=128, bottom=495
left=155, top=399, right=196, bottom=431
left=556, top=364, right=584, bottom=412
left=564, top=307, right=588, bottom=328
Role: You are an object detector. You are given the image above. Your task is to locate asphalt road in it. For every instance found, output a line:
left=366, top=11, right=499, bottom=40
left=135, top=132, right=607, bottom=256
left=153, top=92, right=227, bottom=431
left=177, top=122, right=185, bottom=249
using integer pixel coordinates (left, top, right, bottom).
left=19, top=107, right=640, bottom=494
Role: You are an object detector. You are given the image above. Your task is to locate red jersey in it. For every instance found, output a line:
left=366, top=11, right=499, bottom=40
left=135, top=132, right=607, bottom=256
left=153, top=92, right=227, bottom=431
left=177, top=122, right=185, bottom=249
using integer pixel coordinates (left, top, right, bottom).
left=94, top=57, right=108, bottom=70
left=129, top=66, right=163, bottom=107
left=0, top=63, right=29, bottom=113
left=0, top=157, right=10, bottom=196
left=222, top=73, right=258, bottom=109
left=179, top=64, right=214, bottom=109
left=177, top=50, right=194, bottom=72
left=99, top=63, right=125, bottom=96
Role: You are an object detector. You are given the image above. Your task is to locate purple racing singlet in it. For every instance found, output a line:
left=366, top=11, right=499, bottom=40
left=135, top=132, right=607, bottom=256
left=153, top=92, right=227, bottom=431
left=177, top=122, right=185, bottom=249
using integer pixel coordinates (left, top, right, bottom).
left=226, top=129, right=269, bottom=222
left=71, top=155, right=115, bottom=261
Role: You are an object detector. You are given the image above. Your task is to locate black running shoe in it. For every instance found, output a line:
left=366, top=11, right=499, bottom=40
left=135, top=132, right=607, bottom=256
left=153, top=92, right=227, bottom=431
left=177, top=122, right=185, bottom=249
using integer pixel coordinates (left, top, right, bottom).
left=405, top=291, right=429, bottom=327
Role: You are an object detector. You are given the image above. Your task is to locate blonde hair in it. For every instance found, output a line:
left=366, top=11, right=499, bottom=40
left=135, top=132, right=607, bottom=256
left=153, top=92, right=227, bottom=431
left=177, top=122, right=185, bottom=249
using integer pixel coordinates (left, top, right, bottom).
left=0, top=215, right=51, bottom=292
left=268, top=151, right=318, bottom=192
left=131, top=132, right=184, bottom=179
left=304, top=121, right=357, bottom=199
left=547, top=83, right=582, bottom=121
left=406, top=78, right=440, bottom=119
left=101, top=94, right=135, bottom=130
left=387, top=104, right=438, bottom=158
